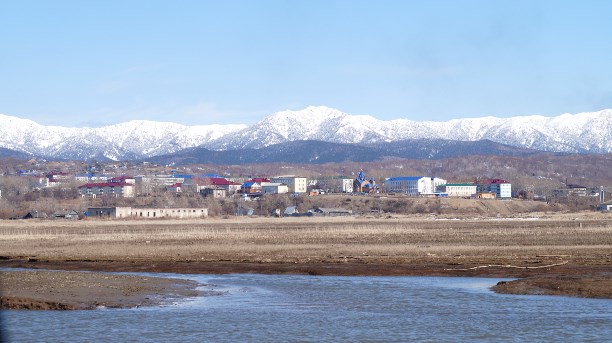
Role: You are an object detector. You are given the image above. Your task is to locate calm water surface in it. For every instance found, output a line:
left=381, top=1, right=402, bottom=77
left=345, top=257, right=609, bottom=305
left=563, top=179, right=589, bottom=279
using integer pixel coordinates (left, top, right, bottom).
left=2, top=273, right=611, bottom=342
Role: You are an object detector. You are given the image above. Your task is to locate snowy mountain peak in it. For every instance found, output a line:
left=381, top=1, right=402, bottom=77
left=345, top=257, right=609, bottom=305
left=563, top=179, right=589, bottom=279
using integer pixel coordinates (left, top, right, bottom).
left=209, top=107, right=612, bottom=152
left=256, top=106, right=348, bottom=138
left=0, top=113, right=247, bottom=160
left=1, top=107, right=611, bottom=161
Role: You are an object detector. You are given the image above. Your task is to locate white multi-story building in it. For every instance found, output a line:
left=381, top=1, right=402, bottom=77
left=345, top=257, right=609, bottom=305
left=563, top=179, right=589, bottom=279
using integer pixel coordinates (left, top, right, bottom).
left=270, top=176, right=308, bottom=193
left=437, top=183, right=477, bottom=197
left=78, top=182, right=135, bottom=198
left=384, top=176, right=447, bottom=196
left=342, top=179, right=353, bottom=193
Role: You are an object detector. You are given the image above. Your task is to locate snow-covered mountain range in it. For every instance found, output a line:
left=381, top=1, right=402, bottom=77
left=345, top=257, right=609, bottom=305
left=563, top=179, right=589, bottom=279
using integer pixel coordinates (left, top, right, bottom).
left=0, top=115, right=247, bottom=160
left=1, top=106, right=611, bottom=161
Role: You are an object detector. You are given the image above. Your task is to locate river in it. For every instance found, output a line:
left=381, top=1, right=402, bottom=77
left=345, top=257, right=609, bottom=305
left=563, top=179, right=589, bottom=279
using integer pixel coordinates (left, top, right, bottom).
left=2, top=274, right=611, bottom=342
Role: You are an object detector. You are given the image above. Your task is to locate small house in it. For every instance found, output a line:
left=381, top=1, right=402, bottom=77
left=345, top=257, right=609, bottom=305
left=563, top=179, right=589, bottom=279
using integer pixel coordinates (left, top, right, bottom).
left=14, top=211, right=48, bottom=219
left=241, top=181, right=262, bottom=194
left=284, top=206, right=299, bottom=216
left=596, top=201, right=612, bottom=212
left=52, top=209, right=79, bottom=219
left=476, top=192, right=496, bottom=199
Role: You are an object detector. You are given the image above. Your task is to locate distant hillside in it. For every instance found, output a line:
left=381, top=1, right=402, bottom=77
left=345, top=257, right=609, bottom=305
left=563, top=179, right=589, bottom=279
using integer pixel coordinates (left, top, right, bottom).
left=149, top=139, right=543, bottom=165
left=0, top=147, right=31, bottom=160
left=370, top=139, right=542, bottom=160
left=149, top=141, right=382, bottom=165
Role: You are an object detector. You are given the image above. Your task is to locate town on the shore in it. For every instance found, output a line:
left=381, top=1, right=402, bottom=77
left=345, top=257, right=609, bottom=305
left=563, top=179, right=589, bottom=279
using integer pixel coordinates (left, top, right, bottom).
left=1, top=159, right=609, bottom=220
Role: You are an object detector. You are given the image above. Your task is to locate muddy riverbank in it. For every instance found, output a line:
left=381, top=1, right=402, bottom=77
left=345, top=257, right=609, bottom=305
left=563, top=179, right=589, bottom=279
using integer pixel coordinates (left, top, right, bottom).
left=0, top=269, right=199, bottom=310
left=1, top=258, right=610, bottom=308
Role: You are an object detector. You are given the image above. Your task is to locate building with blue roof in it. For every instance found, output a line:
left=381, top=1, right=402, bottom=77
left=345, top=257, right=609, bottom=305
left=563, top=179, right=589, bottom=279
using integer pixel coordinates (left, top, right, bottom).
left=384, top=176, right=447, bottom=196
left=353, top=170, right=379, bottom=193
left=241, top=181, right=262, bottom=194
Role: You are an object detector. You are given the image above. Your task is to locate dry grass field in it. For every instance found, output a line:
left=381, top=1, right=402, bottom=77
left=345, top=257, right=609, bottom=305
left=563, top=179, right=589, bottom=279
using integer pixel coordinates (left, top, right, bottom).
left=1, top=212, right=611, bottom=266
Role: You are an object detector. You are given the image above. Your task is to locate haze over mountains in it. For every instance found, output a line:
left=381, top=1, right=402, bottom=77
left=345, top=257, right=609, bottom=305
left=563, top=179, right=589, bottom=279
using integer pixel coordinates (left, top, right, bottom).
left=0, top=106, right=611, bottom=163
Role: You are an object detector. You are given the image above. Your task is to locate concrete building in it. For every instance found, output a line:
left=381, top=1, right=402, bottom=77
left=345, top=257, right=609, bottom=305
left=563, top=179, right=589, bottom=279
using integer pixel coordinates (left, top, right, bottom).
left=184, top=177, right=242, bottom=194
left=384, top=176, right=447, bottom=196
left=201, top=187, right=227, bottom=198
left=166, top=183, right=182, bottom=193
left=182, top=178, right=208, bottom=193
left=87, top=207, right=208, bottom=219
left=476, top=179, right=512, bottom=199
left=135, top=175, right=185, bottom=195
left=261, top=182, right=289, bottom=194
left=44, top=172, right=72, bottom=188
left=109, top=176, right=136, bottom=185
left=437, top=183, right=477, bottom=197
left=553, top=184, right=588, bottom=198
left=132, top=207, right=208, bottom=219
left=342, top=178, right=354, bottom=193
left=270, top=176, right=308, bottom=193
left=78, top=182, right=135, bottom=198
left=209, top=178, right=242, bottom=194
left=88, top=207, right=132, bottom=219
left=75, top=174, right=111, bottom=185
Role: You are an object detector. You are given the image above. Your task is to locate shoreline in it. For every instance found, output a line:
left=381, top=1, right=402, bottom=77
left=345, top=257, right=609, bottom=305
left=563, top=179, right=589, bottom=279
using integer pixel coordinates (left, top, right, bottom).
left=0, top=267, right=200, bottom=310
left=1, top=259, right=610, bottom=310
left=1, top=215, right=610, bottom=308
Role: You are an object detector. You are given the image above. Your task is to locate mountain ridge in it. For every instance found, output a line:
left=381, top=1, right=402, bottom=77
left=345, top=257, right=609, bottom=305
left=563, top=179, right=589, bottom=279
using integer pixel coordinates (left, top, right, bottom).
left=0, top=106, right=610, bottom=161
left=149, top=138, right=545, bottom=166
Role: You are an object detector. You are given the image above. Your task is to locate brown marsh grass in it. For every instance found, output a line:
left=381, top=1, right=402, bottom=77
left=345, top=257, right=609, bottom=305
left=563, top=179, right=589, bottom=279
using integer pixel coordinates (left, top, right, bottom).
left=1, top=215, right=611, bottom=266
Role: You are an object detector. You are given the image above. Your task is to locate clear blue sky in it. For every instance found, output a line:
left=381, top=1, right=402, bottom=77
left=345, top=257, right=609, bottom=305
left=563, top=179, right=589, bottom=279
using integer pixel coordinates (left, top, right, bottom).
left=2, top=0, right=612, bottom=126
